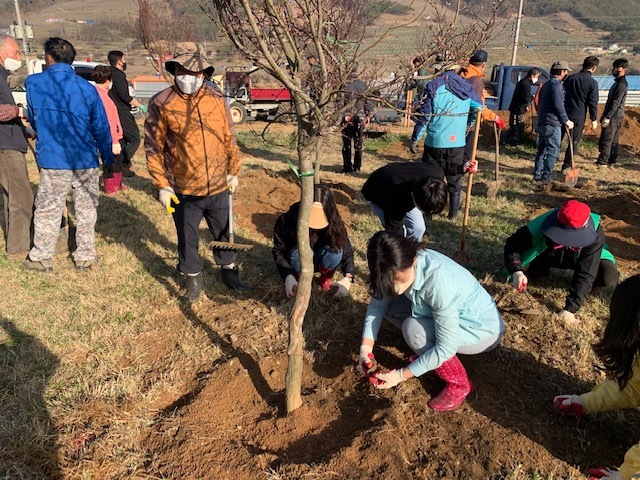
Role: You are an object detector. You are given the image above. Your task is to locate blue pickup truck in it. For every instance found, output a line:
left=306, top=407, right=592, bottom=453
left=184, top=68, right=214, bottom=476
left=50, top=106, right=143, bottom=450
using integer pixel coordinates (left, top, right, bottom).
left=484, top=64, right=550, bottom=111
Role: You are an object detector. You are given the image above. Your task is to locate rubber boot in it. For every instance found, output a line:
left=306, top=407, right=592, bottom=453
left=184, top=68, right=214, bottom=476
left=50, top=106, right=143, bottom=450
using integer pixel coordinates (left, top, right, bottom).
left=447, top=191, right=461, bottom=221
left=316, top=266, right=337, bottom=292
left=182, top=272, right=204, bottom=302
left=221, top=266, right=253, bottom=291
left=427, top=355, right=472, bottom=411
left=114, top=171, right=128, bottom=191
left=103, top=175, right=119, bottom=195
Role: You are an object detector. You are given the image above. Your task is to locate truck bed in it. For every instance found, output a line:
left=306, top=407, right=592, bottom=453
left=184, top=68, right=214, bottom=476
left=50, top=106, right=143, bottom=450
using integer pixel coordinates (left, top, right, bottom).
left=250, top=88, right=291, bottom=101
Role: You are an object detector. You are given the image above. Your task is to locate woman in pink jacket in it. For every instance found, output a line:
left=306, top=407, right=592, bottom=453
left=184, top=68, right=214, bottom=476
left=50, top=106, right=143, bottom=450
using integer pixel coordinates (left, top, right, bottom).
left=92, top=66, right=124, bottom=194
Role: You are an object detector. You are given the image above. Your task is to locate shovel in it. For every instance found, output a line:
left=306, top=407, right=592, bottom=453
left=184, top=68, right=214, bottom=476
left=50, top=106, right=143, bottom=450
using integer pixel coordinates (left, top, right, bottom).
left=486, top=122, right=501, bottom=199
left=454, top=115, right=481, bottom=264
left=564, top=128, right=579, bottom=187
left=209, top=190, right=253, bottom=251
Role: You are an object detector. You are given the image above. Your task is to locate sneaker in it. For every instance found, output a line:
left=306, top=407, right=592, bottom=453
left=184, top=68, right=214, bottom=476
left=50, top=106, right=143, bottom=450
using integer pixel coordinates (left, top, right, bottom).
left=75, top=258, right=97, bottom=270
left=22, top=258, right=53, bottom=272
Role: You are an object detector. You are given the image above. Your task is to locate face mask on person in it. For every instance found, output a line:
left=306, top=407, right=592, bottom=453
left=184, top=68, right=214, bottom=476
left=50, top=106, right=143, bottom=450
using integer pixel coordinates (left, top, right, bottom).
left=176, top=74, right=204, bottom=95
left=3, top=57, right=23, bottom=72
left=531, top=77, right=539, bottom=84
left=120, top=61, right=127, bottom=71
left=108, top=81, right=113, bottom=90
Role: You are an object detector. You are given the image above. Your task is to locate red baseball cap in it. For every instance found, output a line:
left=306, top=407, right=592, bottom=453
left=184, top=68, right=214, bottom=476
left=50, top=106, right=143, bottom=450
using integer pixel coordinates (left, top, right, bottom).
left=542, top=200, right=597, bottom=248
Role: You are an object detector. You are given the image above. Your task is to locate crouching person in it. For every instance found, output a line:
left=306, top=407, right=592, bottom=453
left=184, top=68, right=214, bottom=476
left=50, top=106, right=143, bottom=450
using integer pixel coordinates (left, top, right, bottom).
left=359, top=231, right=504, bottom=411
left=553, top=275, right=640, bottom=480
left=272, top=185, right=355, bottom=299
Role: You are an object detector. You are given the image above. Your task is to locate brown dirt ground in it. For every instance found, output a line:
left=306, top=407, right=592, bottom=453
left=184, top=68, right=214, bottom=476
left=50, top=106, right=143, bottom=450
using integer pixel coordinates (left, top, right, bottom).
left=135, top=116, right=640, bottom=480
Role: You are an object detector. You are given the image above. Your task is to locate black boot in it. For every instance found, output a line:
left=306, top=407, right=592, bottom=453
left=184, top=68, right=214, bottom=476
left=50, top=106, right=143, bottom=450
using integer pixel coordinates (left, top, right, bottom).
left=182, top=272, right=204, bottom=302
left=448, top=191, right=461, bottom=221
left=221, top=266, right=253, bottom=291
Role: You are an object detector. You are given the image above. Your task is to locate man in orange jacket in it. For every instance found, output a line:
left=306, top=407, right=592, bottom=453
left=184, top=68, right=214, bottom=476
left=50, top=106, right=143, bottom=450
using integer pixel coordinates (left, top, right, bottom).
left=459, top=50, right=505, bottom=162
left=145, top=43, right=252, bottom=302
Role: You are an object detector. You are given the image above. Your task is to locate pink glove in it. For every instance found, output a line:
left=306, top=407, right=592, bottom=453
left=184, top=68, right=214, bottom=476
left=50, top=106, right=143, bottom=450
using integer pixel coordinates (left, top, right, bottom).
left=464, top=159, right=478, bottom=174
left=495, top=116, right=505, bottom=129
left=553, top=394, right=586, bottom=417
left=588, top=467, right=622, bottom=480
left=373, top=368, right=406, bottom=390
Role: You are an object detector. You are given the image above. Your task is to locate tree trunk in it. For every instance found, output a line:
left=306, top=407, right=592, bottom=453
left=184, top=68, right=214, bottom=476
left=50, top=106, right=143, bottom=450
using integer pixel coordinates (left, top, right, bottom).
left=285, top=123, right=317, bottom=414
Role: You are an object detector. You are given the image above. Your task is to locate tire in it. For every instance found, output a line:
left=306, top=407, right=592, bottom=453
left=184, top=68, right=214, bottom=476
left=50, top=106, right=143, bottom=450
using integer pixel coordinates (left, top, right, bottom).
left=229, top=102, right=247, bottom=125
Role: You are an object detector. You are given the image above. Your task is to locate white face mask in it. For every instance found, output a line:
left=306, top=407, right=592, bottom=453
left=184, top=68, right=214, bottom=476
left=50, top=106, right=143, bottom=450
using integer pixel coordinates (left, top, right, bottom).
left=531, top=77, right=539, bottom=84
left=4, top=57, right=23, bottom=72
left=108, top=81, right=113, bottom=91
left=175, top=74, right=204, bottom=95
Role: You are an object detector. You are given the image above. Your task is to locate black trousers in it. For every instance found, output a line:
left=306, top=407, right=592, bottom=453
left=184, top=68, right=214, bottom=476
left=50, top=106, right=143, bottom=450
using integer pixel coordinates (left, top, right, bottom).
left=561, top=117, right=585, bottom=170
left=115, top=110, right=141, bottom=171
left=421, top=146, right=465, bottom=194
left=505, top=113, right=526, bottom=145
left=172, top=190, right=236, bottom=274
left=597, top=116, right=622, bottom=166
left=341, top=115, right=364, bottom=172
left=528, top=254, right=619, bottom=288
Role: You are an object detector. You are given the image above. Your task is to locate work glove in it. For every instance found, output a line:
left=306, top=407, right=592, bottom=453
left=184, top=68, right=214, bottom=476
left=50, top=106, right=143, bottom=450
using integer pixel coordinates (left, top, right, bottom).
left=139, top=104, right=148, bottom=114
left=464, top=159, right=478, bottom=174
left=112, top=143, right=122, bottom=156
left=511, top=271, right=528, bottom=292
left=565, top=119, right=574, bottom=130
left=592, top=120, right=598, bottom=130
left=601, top=118, right=610, bottom=128
left=284, top=274, right=298, bottom=299
left=558, top=309, right=579, bottom=326
left=494, top=116, right=505, bottom=129
left=227, top=175, right=239, bottom=193
left=159, top=186, right=180, bottom=214
left=588, top=467, right=622, bottom=480
left=329, top=276, right=352, bottom=298
left=103, top=163, right=114, bottom=179
left=373, top=368, right=406, bottom=390
left=358, top=345, right=377, bottom=377
left=553, top=394, right=586, bottom=417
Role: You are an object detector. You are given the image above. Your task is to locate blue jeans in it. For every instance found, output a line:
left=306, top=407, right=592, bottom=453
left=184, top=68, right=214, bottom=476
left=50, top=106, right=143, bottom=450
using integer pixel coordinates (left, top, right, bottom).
left=368, top=201, right=426, bottom=242
left=533, top=124, right=562, bottom=182
left=289, top=245, right=343, bottom=273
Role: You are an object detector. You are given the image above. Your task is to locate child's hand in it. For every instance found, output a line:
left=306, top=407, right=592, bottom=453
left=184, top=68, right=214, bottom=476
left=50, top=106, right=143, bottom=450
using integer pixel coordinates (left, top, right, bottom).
left=588, top=466, right=622, bottom=480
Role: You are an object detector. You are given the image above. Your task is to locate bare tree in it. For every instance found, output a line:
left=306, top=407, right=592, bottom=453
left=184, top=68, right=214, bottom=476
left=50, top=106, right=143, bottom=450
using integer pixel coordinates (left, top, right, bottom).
left=136, top=0, right=507, bottom=414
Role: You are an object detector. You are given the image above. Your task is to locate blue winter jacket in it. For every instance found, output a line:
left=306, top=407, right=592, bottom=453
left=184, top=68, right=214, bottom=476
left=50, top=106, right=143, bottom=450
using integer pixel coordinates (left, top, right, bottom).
left=26, top=63, right=114, bottom=169
left=537, top=76, right=569, bottom=128
left=415, top=71, right=482, bottom=148
left=362, top=249, right=504, bottom=377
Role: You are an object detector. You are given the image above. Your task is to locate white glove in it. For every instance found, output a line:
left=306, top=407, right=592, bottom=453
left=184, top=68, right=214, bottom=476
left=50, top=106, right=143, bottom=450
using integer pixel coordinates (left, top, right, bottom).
left=373, top=368, right=406, bottom=390
left=601, top=118, right=610, bottom=128
left=589, top=467, right=622, bottom=480
left=329, top=276, right=352, bottom=298
left=511, top=271, right=528, bottom=292
left=358, top=345, right=375, bottom=377
left=284, top=274, right=298, bottom=299
left=112, top=143, right=122, bottom=155
left=591, top=120, right=598, bottom=130
left=558, top=309, right=580, bottom=326
left=159, top=187, right=179, bottom=214
left=553, top=394, right=586, bottom=417
left=227, top=175, right=239, bottom=193
left=565, top=119, right=574, bottom=130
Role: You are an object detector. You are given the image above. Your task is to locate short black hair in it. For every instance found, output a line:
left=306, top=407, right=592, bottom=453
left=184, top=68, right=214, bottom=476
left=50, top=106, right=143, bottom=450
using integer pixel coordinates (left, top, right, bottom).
left=613, top=58, right=629, bottom=69
left=92, top=65, right=112, bottom=84
left=413, top=56, right=425, bottom=66
left=108, top=50, right=125, bottom=66
left=412, top=177, right=447, bottom=215
left=527, top=67, right=541, bottom=78
left=583, top=56, right=599, bottom=69
left=44, top=37, right=76, bottom=65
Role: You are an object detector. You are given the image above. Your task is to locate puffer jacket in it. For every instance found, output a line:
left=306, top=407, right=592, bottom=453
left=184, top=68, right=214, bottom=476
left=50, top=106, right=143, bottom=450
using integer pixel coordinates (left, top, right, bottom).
left=459, top=64, right=498, bottom=122
left=145, top=83, right=240, bottom=196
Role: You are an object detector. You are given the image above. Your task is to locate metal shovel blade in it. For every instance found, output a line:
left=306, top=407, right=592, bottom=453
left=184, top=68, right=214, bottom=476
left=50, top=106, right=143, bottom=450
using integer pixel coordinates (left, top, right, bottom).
left=564, top=168, right=579, bottom=188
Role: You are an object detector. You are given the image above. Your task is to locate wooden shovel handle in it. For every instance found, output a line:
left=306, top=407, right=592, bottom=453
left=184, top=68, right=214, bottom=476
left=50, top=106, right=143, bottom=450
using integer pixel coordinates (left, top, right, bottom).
left=460, top=114, right=482, bottom=252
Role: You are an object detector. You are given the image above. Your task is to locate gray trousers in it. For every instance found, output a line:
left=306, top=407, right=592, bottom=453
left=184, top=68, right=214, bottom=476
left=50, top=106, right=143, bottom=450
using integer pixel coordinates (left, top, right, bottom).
left=0, top=149, right=34, bottom=253
left=29, top=168, right=99, bottom=262
left=385, top=295, right=504, bottom=356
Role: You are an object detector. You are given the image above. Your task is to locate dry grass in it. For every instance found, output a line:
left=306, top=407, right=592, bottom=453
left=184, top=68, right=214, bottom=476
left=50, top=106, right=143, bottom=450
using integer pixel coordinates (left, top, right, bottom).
left=0, top=121, right=637, bottom=478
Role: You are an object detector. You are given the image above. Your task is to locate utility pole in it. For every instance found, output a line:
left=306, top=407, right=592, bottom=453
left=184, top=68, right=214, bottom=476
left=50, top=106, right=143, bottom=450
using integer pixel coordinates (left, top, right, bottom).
left=13, top=0, right=28, bottom=54
left=511, top=0, right=524, bottom=65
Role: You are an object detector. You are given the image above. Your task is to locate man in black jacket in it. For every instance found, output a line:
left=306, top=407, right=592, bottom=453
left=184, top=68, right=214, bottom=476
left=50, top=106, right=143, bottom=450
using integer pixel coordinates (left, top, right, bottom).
left=561, top=56, right=599, bottom=173
left=0, top=34, right=33, bottom=258
left=597, top=58, right=628, bottom=167
left=361, top=162, right=447, bottom=241
left=341, top=70, right=372, bottom=173
left=505, top=67, right=540, bottom=146
left=108, top=50, right=144, bottom=177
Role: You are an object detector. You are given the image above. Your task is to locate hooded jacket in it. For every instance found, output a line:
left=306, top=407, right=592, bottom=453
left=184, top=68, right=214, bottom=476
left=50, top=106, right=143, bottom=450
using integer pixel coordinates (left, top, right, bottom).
left=145, top=83, right=240, bottom=196
left=459, top=63, right=498, bottom=122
